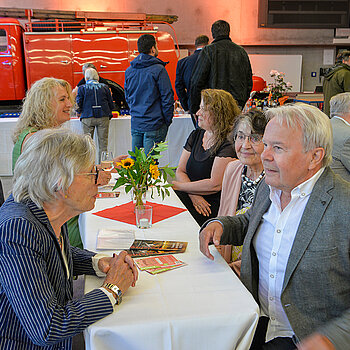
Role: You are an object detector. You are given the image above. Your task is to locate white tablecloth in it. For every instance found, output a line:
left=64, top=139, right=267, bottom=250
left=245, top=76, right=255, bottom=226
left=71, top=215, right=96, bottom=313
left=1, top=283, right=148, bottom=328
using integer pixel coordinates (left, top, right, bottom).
left=0, top=115, right=194, bottom=176
left=80, top=187, right=259, bottom=350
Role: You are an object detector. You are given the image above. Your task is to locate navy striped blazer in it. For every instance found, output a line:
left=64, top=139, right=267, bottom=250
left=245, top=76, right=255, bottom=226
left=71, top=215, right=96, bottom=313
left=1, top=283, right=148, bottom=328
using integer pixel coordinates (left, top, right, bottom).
left=0, top=195, right=113, bottom=349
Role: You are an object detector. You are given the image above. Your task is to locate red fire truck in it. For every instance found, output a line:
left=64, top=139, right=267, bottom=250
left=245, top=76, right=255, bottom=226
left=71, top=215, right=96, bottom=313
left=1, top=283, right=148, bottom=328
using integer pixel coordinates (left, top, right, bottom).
left=0, top=8, right=179, bottom=109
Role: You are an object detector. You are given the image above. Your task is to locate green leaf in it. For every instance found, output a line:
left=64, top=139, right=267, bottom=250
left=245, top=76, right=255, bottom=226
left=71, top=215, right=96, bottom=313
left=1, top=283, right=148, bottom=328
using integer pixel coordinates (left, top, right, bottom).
left=113, top=177, right=127, bottom=189
left=152, top=154, right=162, bottom=159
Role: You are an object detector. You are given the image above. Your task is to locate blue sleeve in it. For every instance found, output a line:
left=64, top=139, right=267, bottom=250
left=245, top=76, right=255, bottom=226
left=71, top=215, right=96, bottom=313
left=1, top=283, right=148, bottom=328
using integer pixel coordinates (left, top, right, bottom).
left=70, top=245, right=96, bottom=276
left=104, top=85, right=115, bottom=112
left=190, top=49, right=210, bottom=114
left=175, top=60, right=189, bottom=111
left=124, top=71, right=131, bottom=106
left=0, top=218, right=112, bottom=346
left=76, top=86, right=85, bottom=113
left=157, top=67, right=174, bottom=126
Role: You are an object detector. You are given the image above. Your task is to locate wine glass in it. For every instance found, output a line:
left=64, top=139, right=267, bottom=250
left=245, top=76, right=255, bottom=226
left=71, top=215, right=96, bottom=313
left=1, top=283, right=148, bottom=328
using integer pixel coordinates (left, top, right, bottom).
left=101, top=151, right=114, bottom=171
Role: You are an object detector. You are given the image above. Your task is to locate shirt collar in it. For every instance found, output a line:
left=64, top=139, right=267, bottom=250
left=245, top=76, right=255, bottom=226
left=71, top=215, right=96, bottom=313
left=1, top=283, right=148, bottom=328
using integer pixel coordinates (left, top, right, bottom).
left=269, top=167, right=325, bottom=203
left=333, top=115, right=350, bottom=127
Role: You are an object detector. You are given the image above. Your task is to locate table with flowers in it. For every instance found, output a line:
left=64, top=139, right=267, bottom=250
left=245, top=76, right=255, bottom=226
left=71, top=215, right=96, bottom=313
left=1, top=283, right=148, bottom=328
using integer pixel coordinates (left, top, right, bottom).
left=79, top=174, right=259, bottom=350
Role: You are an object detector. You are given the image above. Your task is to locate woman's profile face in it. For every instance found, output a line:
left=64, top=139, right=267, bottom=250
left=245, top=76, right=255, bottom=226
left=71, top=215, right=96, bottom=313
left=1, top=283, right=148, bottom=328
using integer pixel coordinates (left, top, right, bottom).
left=64, top=164, right=99, bottom=214
left=52, top=85, right=73, bottom=126
left=196, top=99, right=212, bottom=131
left=235, top=122, right=264, bottom=168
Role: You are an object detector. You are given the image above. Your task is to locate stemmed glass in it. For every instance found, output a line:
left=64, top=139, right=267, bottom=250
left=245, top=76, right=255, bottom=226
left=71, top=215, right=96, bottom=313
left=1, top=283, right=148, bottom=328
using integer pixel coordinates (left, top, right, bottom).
left=101, top=151, right=114, bottom=171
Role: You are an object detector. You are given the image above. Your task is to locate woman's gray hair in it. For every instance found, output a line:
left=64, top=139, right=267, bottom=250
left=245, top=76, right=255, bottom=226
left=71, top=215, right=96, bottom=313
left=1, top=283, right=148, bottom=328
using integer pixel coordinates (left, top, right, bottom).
left=12, top=128, right=96, bottom=208
left=265, top=103, right=333, bottom=167
left=229, top=108, right=268, bottom=143
left=330, top=92, right=350, bottom=118
left=85, top=68, right=99, bottom=81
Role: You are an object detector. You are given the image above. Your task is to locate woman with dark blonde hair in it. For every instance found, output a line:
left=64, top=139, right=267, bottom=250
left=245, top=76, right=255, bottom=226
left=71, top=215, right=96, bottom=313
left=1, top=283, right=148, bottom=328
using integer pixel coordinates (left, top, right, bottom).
left=12, top=77, right=74, bottom=170
left=12, top=77, right=111, bottom=248
left=172, top=89, right=240, bottom=225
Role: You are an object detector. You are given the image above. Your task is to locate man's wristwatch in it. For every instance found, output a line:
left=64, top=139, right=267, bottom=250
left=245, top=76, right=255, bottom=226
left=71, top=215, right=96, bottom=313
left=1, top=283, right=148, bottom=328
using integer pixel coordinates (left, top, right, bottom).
left=103, top=283, right=122, bottom=305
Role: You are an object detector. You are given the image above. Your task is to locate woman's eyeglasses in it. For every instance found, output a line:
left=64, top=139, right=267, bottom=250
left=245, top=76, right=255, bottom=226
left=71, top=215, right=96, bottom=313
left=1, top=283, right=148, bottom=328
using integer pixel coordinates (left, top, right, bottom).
left=77, top=166, right=99, bottom=184
left=234, top=132, right=263, bottom=145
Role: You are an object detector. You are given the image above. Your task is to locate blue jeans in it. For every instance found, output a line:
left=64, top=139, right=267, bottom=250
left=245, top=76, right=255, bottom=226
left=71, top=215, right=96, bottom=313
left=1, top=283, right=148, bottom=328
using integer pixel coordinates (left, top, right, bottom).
left=131, top=124, right=168, bottom=156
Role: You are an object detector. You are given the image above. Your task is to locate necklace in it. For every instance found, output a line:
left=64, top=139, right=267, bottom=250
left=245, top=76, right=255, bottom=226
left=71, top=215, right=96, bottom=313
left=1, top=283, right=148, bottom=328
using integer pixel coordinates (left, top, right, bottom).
left=242, top=166, right=265, bottom=186
left=58, top=232, right=63, bottom=250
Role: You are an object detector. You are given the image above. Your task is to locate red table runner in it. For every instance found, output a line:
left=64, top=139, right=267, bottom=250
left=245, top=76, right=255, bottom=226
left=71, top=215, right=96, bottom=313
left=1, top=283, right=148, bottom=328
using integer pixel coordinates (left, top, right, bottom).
left=93, top=201, right=187, bottom=225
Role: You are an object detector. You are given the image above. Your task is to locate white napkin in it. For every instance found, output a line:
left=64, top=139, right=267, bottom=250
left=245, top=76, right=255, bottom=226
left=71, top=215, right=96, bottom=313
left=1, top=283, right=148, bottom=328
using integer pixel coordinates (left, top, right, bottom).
left=97, top=229, right=135, bottom=250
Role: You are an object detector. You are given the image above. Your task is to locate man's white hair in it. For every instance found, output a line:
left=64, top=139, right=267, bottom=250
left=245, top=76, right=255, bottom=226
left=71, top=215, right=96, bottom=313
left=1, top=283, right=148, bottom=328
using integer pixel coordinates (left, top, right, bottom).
left=330, top=92, right=350, bottom=118
left=265, top=103, right=333, bottom=167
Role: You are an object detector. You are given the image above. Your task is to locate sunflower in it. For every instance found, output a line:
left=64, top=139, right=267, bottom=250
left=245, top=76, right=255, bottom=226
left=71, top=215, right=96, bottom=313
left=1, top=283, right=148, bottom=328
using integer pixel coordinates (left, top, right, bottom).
left=120, top=158, right=135, bottom=169
left=149, top=164, right=160, bottom=179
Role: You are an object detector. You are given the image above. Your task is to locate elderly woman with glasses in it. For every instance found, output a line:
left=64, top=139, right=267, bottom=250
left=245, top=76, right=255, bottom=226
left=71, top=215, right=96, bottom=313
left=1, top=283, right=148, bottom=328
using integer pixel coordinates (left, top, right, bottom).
left=0, top=128, right=138, bottom=349
left=172, top=89, right=240, bottom=226
left=217, top=109, right=268, bottom=272
left=12, top=77, right=112, bottom=248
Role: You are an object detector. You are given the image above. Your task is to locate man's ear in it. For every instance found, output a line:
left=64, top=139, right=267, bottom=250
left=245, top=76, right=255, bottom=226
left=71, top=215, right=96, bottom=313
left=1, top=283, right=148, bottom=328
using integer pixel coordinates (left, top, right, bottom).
left=309, top=147, right=325, bottom=170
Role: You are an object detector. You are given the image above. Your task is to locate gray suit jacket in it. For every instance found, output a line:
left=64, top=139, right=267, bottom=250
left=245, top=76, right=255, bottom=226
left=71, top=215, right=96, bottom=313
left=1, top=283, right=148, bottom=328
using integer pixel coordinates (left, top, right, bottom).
left=331, top=116, right=350, bottom=182
left=218, top=167, right=350, bottom=349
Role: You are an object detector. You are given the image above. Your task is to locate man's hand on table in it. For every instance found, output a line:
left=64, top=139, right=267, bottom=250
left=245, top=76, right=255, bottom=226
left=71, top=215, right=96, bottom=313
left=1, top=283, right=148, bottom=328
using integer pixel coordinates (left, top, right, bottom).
left=199, top=221, right=224, bottom=261
left=297, top=333, right=335, bottom=350
left=102, top=251, right=138, bottom=294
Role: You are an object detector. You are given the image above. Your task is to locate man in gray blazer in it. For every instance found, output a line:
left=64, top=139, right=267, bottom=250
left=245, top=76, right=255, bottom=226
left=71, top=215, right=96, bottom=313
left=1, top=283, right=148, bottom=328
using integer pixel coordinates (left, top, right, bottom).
left=200, top=103, right=349, bottom=350
left=330, top=92, right=350, bottom=182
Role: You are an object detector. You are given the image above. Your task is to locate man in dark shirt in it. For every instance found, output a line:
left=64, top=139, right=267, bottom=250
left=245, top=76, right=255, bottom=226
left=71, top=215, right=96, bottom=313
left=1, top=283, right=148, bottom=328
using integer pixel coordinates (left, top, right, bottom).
left=175, top=35, right=209, bottom=126
left=75, top=63, right=110, bottom=89
left=74, top=63, right=127, bottom=111
left=190, top=20, right=252, bottom=113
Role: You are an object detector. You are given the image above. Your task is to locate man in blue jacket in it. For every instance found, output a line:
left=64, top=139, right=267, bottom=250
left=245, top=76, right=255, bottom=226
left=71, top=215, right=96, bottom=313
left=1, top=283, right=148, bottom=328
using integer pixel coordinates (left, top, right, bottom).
left=125, top=34, right=174, bottom=156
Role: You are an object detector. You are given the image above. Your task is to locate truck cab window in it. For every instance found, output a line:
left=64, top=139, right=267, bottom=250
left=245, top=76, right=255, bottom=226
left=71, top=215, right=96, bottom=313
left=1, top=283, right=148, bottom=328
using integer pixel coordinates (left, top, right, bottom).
left=0, top=29, right=8, bottom=52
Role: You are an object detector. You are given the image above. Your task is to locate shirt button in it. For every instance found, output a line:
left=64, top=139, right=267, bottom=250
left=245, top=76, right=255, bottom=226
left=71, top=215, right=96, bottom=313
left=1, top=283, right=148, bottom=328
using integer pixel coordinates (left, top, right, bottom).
left=269, top=297, right=273, bottom=301
left=301, top=193, right=305, bottom=197
left=272, top=252, right=276, bottom=256
left=276, top=229, right=281, bottom=233
left=270, top=274, right=274, bottom=278
left=271, top=316, right=275, bottom=321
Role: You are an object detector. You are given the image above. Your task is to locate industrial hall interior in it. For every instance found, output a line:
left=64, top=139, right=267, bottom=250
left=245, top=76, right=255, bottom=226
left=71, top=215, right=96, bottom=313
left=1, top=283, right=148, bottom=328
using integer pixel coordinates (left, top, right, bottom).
left=0, top=1, right=349, bottom=350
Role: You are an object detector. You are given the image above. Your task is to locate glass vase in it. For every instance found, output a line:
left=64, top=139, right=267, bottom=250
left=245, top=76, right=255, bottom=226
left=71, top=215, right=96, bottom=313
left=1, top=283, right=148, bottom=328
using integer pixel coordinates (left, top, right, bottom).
left=131, top=186, right=147, bottom=207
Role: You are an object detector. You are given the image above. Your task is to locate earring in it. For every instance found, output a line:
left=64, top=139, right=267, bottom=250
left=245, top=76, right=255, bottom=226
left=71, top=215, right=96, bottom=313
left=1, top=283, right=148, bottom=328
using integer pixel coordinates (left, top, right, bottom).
left=64, top=195, right=68, bottom=199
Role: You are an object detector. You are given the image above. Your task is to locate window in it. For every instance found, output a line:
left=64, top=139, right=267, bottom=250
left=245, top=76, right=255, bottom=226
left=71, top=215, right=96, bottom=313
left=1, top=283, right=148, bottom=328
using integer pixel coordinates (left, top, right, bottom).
left=0, top=29, right=8, bottom=53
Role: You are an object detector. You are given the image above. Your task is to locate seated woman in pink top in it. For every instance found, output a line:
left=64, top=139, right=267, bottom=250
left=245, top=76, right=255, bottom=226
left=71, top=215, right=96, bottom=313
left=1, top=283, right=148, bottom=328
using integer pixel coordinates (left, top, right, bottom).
left=217, top=109, right=268, bottom=271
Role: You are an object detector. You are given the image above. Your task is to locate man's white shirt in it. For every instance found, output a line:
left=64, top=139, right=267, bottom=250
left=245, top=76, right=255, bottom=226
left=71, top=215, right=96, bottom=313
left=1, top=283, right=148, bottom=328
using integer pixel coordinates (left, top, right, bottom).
left=253, top=168, right=325, bottom=342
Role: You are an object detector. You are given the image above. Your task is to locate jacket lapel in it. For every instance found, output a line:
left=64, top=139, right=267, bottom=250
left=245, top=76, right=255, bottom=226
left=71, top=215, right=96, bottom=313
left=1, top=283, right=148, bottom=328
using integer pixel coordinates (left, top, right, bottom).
left=282, top=168, right=334, bottom=292
left=247, top=180, right=272, bottom=242
left=241, top=181, right=271, bottom=299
